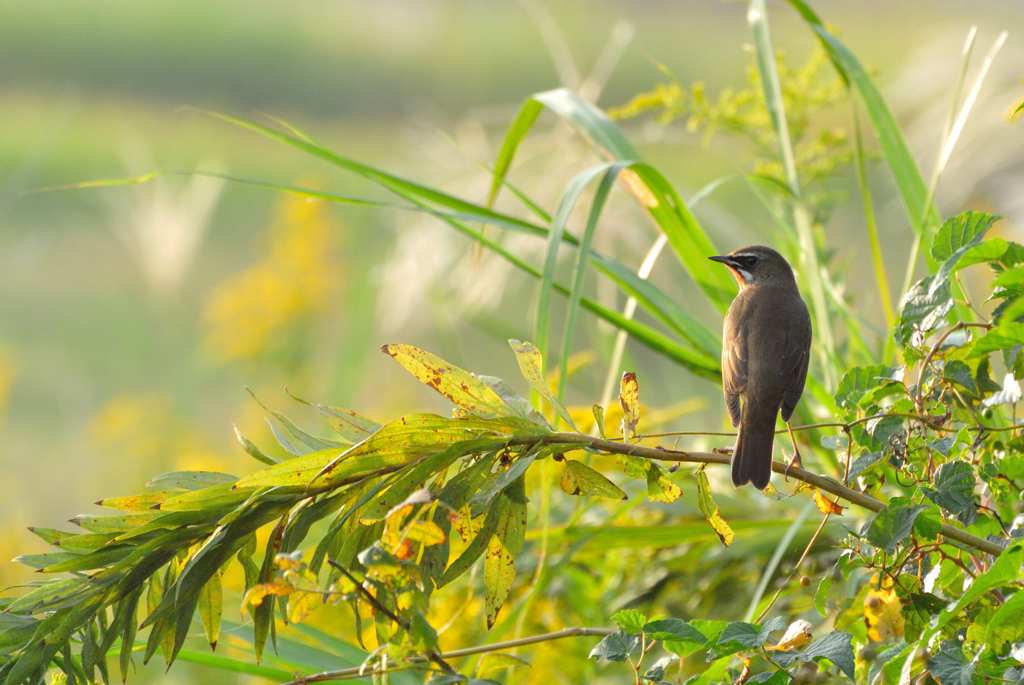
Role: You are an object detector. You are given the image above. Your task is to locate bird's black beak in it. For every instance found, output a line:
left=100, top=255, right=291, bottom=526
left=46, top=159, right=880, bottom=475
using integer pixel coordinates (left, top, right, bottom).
left=708, top=255, right=733, bottom=266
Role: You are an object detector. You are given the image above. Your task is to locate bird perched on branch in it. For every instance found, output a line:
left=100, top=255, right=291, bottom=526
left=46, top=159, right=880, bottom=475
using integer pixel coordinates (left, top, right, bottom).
left=709, top=246, right=811, bottom=489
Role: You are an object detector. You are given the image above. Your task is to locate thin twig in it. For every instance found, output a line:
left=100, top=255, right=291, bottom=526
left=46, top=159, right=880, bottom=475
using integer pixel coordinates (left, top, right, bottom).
left=281, top=627, right=615, bottom=685
left=915, top=322, right=992, bottom=407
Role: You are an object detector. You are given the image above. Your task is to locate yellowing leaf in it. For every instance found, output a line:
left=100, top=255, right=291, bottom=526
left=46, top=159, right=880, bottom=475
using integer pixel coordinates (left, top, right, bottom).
left=382, top=344, right=512, bottom=419
left=485, top=475, right=527, bottom=629
left=405, top=521, right=446, bottom=546
left=864, top=575, right=905, bottom=641
left=560, top=460, right=627, bottom=500
left=619, top=372, right=640, bottom=441
left=813, top=491, right=845, bottom=516
left=647, top=464, right=682, bottom=504
left=508, top=340, right=577, bottom=429
left=275, top=552, right=304, bottom=571
left=286, top=590, right=321, bottom=624
left=695, top=465, right=734, bottom=546
left=769, top=619, right=813, bottom=651
left=241, top=579, right=292, bottom=616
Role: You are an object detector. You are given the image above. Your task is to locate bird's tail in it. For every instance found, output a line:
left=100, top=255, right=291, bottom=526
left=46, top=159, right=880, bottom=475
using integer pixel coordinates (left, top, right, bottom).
left=732, top=402, right=776, bottom=490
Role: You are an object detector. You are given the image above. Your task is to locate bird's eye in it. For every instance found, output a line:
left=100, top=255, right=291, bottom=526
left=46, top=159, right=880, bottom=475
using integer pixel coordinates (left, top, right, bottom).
left=742, top=256, right=758, bottom=268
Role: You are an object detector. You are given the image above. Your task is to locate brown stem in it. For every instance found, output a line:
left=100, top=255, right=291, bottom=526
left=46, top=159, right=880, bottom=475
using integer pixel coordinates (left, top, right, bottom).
left=508, top=432, right=1005, bottom=557
left=281, top=627, right=615, bottom=685
left=916, top=322, right=992, bottom=408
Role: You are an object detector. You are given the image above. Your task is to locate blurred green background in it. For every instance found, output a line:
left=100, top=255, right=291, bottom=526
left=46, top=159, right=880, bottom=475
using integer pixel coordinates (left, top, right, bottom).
left=1, top=1, right=1022, bottom=682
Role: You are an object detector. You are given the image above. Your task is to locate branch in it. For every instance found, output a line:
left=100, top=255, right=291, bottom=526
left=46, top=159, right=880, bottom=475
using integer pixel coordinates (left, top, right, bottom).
left=509, top=432, right=1005, bottom=557
left=281, top=627, right=614, bottom=685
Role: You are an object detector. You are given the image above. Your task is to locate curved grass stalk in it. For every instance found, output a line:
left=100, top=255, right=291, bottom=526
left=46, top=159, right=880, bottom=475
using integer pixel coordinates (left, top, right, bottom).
left=743, top=501, right=815, bottom=622
left=900, top=29, right=1007, bottom=298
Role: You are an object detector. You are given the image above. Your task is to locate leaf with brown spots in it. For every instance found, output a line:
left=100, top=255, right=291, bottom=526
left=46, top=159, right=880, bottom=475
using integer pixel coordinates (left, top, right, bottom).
left=383, top=344, right=512, bottom=419
left=485, top=474, right=527, bottom=629
left=560, top=460, right=627, bottom=500
left=695, top=465, right=734, bottom=546
left=619, top=372, right=640, bottom=442
left=647, top=464, right=682, bottom=504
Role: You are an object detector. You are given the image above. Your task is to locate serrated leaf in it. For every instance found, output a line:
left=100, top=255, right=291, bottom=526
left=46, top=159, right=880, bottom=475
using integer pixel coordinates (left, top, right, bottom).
left=894, top=276, right=954, bottom=347
left=642, top=618, right=707, bottom=644
left=986, top=590, right=1024, bottom=652
left=384, top=344, right=513, bottom=419
left=611, top=609, right=647, bottom=634
left=942, top=360, right=978, bottom=394
left=865, top=504, right=928, bottom=553
left=695, top=465, right=733, bottom=546
left=931, top=212, right=1001, bottom=263
left=834, top=365, right=893, bottom=409
left=560, top=460, right=627, bottom=500
left=968, top=323, right=1024, bottom=358
left=589, top=631, right=640, bottom=662
left=507, top=339, right=577, bottom=430
left=620, top=372, right=640, bottom=441
left=921, top=460, right=977, bottom=526
left=773, top=630, right=855, bottom=680
left=928, top=647, right=975, bottom=685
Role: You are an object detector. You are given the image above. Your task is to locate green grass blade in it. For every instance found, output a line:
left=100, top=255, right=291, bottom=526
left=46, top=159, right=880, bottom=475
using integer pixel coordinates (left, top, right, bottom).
left=748, top=0, right=799, bottom=192
left=748, top=0, right=836, bottom=388
left=535, top=163, right=616, bottom=372
left=487, top=98, right=544, bottom=209
left=783, top=0, right=940, bottom=257
left=557, top=164, right=626, bottom=402
left=487, top=89, right=735, bottom=312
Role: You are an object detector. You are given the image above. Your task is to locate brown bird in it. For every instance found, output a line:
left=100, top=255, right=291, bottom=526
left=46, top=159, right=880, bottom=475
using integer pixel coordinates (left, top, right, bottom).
left=709, top=246, right=812, bottom=489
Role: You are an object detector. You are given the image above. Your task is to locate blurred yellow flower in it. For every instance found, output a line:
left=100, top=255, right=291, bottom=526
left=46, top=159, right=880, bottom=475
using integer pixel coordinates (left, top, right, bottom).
left=203, top=188, right=339, bottom=363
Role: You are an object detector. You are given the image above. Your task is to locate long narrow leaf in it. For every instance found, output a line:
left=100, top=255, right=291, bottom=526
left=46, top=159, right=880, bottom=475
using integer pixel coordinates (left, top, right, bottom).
left=558, top=164, right=627, bottom=402
left=783, top=0, right=940, bottom=255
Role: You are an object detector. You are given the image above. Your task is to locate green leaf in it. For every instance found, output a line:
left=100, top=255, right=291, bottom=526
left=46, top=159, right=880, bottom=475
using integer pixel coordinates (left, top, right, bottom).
left=536, top=163, right=620, bottom=376
left=928, top=647, right=975, bottom=685
left=815, top=575, right=831, bottom=617
left=286, top=390, right=382, bottom=442
left=894, top=276, right=954, bottom=346
left=484, top=475, right=527, bottom=629
left=695, top=465, right=734, bottom=547
left=476, top=653, right=530, bottom=679
left=382, top=344, right=513, bottom=419
left=865, top=504, right=928, bottom=553
left=920, top=460, right=977, bottom=526
left=646, top=464, right=682, bottom=504
left=835, top=366, right=892, bottom=409
left=234, top=425, right=279, bottom=465
left=642, top=619, right=707, bottom=644
left=559, top=460, right=627, bottom=500
left=611, top=609, right=647, bottom=634
left=588, top=631, right=640, bottom=662
left=198, top=571, right=223, bottom=649
left=784, top=0, right=938, bottom=252
left=147, top=471, right=238, bottom=492
left=968, top=323, right=1024, bottom=357
left=986, top=590, right=1024, bottom=652
left=773, top=630, right=855, bottom=680
left=931, top=211, right=1001, bottom=263
left=556, top=164, right=626, bottom=404
left=942, top=360, right=978, bottom=394
left=592, top=405, right=607, bottom=439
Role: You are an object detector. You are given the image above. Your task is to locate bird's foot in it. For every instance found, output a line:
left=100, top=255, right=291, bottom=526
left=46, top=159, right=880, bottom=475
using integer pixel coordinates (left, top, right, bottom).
left=783, top=451, right=804, bottom=481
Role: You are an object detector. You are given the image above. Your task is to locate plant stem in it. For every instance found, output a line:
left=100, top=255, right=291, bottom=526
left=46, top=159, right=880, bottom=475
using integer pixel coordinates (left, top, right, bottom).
left=281, top=627, right=615, bottom=685
left=502, top=432, right=1004, bottom=557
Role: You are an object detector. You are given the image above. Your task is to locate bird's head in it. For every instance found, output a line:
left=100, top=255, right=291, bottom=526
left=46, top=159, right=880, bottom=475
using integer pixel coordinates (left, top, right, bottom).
left=708, top=245, right=796, bottom=288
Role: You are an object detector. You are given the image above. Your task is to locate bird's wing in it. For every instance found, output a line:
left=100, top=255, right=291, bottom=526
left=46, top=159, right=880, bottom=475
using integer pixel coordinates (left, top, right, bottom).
left=722, top=319, right=747, bottom=428
left=779, top=307, right=812, bottom=422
